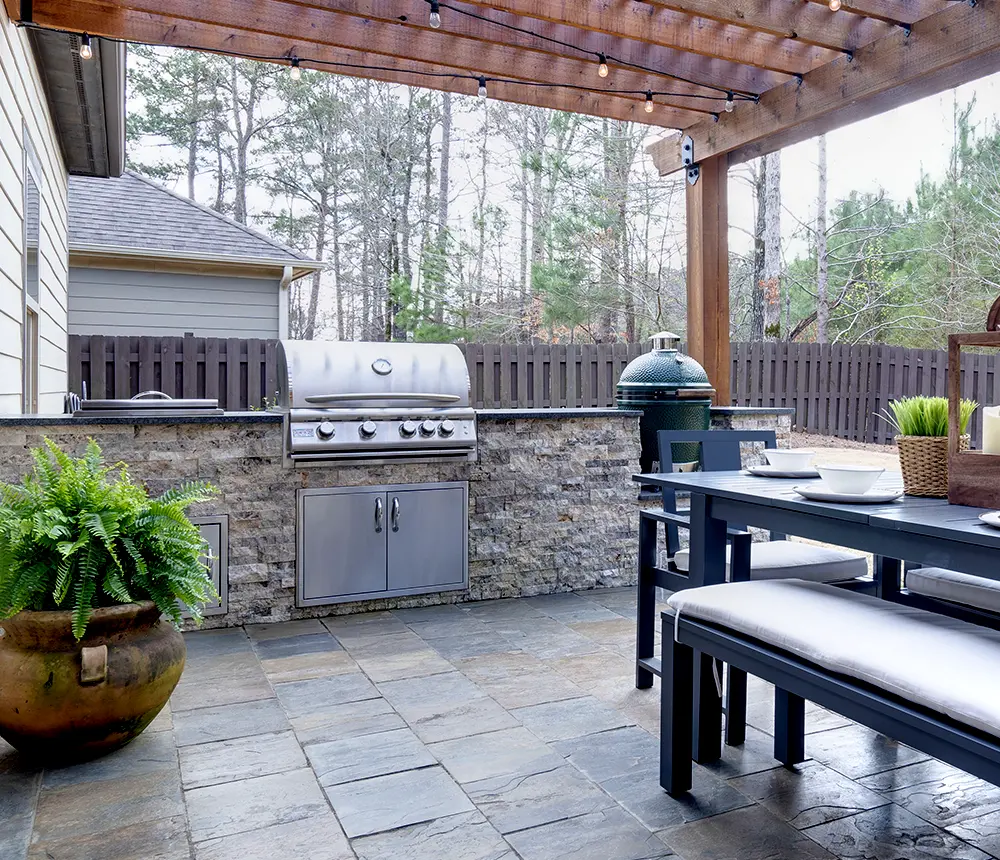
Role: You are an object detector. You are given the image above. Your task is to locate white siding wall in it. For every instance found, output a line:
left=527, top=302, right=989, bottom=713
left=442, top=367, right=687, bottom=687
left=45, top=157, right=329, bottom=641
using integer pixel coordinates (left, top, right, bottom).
left=68, top=266, right=280, bottom=338
left=0, top=8, right=69, bottom=413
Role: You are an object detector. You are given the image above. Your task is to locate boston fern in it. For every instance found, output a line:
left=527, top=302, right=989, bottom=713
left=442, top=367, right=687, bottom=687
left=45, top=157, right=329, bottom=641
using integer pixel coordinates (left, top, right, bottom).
left=0, top=438, right=218, bottom=639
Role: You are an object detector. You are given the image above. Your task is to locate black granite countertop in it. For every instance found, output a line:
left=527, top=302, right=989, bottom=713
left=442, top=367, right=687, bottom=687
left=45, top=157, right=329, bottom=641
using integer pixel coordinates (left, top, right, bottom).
left=710, top=407, right=796, bottom=415
left=476, top=408, right=641, bottom=420
left=0, top=412, right=284, bottom=427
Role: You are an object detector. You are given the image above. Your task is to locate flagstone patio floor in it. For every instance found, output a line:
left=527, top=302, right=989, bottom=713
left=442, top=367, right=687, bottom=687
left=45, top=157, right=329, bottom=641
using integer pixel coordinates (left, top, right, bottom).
left=4, top=587, right=1000, bottom=860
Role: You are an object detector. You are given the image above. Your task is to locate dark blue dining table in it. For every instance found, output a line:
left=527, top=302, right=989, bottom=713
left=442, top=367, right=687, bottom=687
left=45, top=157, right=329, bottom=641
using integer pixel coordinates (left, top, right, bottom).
left=632, top=469, right=1000, bottom=759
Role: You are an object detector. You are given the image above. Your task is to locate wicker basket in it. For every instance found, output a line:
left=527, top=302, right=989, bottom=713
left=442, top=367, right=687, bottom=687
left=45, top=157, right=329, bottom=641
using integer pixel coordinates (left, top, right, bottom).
left=896, top=434, right=969, bottom=497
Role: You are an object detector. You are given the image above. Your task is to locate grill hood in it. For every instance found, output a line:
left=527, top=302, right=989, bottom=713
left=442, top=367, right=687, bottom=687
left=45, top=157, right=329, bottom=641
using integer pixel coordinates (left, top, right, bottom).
left=277, top=340, right=471, bottom=411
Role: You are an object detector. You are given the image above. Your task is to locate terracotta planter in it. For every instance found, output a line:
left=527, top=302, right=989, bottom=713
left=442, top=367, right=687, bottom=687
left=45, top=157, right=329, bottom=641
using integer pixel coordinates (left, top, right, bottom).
left=896, top=434, right=969, bottom=498
left=0, top=601, right=185, bottom=762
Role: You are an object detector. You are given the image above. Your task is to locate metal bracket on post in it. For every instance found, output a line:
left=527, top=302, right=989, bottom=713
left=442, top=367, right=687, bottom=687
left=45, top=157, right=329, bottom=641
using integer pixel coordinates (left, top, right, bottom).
left=687, top=165, right=700, bottom=186
left=681, top=135, right=695, bottom=167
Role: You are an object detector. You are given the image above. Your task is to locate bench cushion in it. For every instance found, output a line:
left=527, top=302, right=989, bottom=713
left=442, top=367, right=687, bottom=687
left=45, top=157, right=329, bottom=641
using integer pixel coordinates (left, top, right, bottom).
left=667, top=579, right=1000, bottom=739
left=672, top=540, right=867, bottom=583
left=907, top=568, right=1000, bottom=614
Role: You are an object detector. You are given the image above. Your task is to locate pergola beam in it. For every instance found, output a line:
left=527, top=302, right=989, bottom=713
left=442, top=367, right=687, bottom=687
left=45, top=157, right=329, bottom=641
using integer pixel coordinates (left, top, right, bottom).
left=18, top=0, right=710, bottom=126
left=642, top=0, right=893, bottom=53
left=14, top=2, right=696, bottom=127
left=648, top=0, right=1000, bottom=174
left=452, top=0, right=835, bottom=76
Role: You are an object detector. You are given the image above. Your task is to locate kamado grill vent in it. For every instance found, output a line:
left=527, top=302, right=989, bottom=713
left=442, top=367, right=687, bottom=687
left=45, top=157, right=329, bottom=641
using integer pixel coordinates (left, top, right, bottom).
left=276, top=340, right=477, bottom=463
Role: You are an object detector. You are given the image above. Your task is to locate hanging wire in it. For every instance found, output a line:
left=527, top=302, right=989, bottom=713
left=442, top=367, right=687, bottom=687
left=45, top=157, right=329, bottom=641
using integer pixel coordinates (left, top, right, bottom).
left=427, top=0, right=758, bottom=99
left=17, top=20, right=756, bottom=110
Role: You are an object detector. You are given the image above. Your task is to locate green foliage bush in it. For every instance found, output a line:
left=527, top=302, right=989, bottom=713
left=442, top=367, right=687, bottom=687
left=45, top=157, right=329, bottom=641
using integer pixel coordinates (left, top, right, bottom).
left=882, top=396, right=977, bottom=438
left=0, top=439, right=218, bottom=639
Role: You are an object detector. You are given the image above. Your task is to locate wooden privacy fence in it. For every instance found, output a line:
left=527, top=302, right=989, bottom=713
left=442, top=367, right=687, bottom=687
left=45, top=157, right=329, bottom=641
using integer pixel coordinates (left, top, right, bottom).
left=68, top=336, right=999, bottom=447
left=69, top=336, right=650, bottom=412
left=732, top=342, right=999, bottom=448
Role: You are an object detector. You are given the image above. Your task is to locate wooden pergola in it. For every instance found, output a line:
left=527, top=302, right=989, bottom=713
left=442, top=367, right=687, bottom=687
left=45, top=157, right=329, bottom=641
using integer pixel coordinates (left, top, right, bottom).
left=10, top=0, right=1000, bottom=402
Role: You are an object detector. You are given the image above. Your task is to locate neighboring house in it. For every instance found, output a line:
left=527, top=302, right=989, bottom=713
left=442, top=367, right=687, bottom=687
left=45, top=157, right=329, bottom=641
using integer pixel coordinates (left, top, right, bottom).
left=0, top=12, right=125, bottom=414
left=67, top=172, right=321, bottom=339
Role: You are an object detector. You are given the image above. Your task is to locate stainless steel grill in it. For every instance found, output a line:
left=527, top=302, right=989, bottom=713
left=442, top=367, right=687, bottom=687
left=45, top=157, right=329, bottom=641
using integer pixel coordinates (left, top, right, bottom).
left=276, top=340, right=477, bottom=463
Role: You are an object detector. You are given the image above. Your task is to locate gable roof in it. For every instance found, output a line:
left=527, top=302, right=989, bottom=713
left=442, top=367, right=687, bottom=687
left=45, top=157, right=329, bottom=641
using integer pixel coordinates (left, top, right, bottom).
left=68, top=171, right=321, bottom=272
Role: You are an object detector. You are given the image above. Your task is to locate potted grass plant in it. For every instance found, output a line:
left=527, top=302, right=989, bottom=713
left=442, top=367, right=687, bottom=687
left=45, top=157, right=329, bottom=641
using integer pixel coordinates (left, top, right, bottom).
left=881, top=396, right=977, bottom=497
left=0, top=438, right=217, bottom=762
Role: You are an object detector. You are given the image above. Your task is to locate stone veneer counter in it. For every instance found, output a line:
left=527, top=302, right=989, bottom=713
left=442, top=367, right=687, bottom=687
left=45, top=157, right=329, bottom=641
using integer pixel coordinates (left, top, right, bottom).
left=0, top=410, right=641, bottom=626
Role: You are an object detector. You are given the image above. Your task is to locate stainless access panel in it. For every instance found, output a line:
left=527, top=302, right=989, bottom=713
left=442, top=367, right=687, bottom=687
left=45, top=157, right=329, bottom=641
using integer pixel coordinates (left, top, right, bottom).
left=386, top=485, right=467, bottom=592
left=298, top=487, right=388, bottom=605
left=183, top=516, right=228, bottom=618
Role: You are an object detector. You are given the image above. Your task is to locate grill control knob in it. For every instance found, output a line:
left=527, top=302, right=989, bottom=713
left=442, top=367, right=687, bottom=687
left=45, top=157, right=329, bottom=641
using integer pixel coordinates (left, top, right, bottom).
left=438, top=420, right=456, bottom=438
left=419, top=420, right=437, bottom=437
left=359, top=420, right=378, bottom=439
left=399, top=420, right=417, bottom=438
left=316, top=421, right=336, bottom=440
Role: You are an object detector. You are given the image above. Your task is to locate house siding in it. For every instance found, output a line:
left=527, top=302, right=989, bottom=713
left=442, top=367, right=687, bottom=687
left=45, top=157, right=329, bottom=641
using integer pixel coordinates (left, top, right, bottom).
left=0, top=7, right=69, bottom=413
left=68, top=266, right=281, bottom=338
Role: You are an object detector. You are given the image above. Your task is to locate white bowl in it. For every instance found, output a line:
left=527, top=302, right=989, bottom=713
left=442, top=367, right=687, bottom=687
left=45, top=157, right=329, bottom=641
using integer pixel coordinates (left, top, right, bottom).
left=815, top=463, right=884, bottom=495
left=763, top=449, right=815, bottom=470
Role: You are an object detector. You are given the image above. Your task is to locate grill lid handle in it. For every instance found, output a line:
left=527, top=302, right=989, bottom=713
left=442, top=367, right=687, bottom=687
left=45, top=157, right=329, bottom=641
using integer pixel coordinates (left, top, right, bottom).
left=303, top=392, right=461, bottom=404
left=131, top=390, right=174, bottom=401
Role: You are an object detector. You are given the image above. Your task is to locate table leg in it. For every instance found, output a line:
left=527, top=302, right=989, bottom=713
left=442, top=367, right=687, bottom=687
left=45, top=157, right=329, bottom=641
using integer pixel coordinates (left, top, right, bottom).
left=689, top=493, right=727, bottom=762
left=636, top=514, right=657, bottom=689
left=875, top=556, right=902, bottom=601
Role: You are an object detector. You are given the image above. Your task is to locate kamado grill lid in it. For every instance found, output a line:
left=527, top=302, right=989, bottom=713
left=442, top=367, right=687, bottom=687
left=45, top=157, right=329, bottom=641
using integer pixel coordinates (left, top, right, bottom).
left=616, top=332, right=714, bottom=403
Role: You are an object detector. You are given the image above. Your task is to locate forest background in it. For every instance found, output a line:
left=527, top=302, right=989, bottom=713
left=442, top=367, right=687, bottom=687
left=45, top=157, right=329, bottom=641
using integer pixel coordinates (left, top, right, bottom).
left=127, top=46, right=1000, bottom=350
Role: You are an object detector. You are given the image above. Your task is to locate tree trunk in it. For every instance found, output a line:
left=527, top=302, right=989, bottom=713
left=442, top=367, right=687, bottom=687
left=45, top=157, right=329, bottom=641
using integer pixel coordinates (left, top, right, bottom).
left=750, top=159, right=766, bottom=342
left=762, top=151, right=782, bottom=340
left=304, top=188, right=328, bottom=340
left=816, top=135, right=829, bottom=343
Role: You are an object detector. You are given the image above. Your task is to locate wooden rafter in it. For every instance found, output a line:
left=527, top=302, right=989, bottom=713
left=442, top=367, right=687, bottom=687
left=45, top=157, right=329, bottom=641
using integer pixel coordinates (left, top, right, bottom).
left=639, top=0, right=893, bottom=53
left=450, top=0, right=835, bottom=76
left=648, top=0, right=1000, bottom=173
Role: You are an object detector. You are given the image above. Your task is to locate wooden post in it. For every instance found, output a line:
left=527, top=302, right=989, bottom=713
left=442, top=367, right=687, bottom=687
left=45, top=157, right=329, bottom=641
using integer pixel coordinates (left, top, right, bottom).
left=686, top=154, right=731, bottom=406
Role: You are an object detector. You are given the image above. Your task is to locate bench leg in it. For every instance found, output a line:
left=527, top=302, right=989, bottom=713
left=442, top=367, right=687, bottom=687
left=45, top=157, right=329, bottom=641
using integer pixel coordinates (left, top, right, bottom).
left=725, top=665, right=747, bottom=747
left=774, top=687, right=806, bottom=766
left=693, top=654, right=724, bottom=763
left=636, top=515, right=657, bottom=689
left=661, top=613, right=693, bottom=795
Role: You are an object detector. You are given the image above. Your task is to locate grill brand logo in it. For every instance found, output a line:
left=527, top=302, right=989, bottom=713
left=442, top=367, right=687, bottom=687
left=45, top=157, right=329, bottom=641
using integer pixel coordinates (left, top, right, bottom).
left=372, top=358, right=393, bottom=376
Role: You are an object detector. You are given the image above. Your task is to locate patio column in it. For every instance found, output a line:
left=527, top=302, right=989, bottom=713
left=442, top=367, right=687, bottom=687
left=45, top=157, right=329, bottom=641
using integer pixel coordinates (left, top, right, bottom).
left=685, top=154, right=730, bottom=407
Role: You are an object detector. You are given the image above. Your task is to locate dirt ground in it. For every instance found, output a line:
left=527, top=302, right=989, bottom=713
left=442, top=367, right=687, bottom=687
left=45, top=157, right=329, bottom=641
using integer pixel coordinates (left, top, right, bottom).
left=789, top=431, right=901, bottom=471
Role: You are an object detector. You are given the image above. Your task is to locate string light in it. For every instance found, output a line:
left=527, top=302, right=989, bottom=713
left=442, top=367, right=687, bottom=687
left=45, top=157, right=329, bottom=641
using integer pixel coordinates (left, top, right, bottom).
left=724, top=92, right=734, bottom=112
left=429, top=0, right=442, bottom=29
left=597, top=53, right=609, bottom=78
left=289, top=56, right=302, bottom=81
left=477, top=75, right=488, bottom=99
left=79, top=33, right=93, bottom=60
left=829, top=0, right=842, bottom=10
left=644, top=91, right=654, bottom=113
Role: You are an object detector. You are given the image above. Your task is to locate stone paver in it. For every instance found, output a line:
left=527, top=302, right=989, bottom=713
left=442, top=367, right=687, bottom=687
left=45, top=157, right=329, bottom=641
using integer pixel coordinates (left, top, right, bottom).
left=4, top=587, right=1000, bottom=860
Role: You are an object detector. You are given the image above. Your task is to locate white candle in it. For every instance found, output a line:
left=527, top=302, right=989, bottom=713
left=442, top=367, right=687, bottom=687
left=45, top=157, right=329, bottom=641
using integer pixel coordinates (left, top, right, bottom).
left=983, top=406, right=1000, bottom=454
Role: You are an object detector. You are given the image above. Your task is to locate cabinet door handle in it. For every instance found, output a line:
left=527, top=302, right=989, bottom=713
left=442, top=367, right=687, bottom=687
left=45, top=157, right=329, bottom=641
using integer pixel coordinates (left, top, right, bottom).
left=391, top=497, right=400, bottom=532
left=374, top=497, right=384, bottom=533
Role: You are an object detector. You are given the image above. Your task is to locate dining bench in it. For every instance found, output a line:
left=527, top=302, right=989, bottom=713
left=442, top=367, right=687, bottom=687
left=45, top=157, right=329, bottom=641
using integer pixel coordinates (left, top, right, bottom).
left=660, top=578, right=1000, bottom=796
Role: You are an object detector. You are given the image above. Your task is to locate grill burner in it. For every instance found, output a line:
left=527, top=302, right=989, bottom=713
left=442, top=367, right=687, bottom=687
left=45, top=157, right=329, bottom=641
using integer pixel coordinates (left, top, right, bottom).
left=276, top=340, right=477, bottom=463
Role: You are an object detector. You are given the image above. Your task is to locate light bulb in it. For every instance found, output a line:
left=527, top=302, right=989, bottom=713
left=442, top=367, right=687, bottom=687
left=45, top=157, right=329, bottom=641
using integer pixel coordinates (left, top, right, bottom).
left=597, top=54, right=609, bottom=78
left=290, top=58, right=302, bottom=81
left=644, top=91, right=654, bottom=114
left=429, top=1, right=441, bottom=28
left=79, top=34, right=93, bottom=60
left=724, top=92, right=734, bottom=112
left=478, top=76, right=488, bottom=99
left=829, top=0, right=841, bottom=10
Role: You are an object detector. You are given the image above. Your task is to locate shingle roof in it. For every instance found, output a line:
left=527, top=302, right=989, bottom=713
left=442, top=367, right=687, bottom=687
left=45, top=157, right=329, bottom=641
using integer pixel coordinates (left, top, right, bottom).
left=68, top=171, right=318, bottom=266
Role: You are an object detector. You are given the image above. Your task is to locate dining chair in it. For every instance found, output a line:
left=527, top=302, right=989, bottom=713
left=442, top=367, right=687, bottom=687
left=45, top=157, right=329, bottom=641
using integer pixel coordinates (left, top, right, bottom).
left=636, top=429, right=870, bottom=744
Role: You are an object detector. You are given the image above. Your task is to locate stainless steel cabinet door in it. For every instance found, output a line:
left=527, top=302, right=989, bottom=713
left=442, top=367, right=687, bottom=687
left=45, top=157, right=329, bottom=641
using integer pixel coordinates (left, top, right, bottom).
left=386, top=486, right=466, bottom=591
left=299, top=489, right=387, bottom=603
